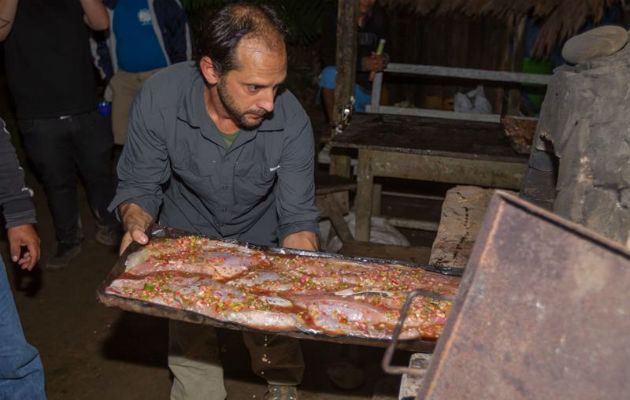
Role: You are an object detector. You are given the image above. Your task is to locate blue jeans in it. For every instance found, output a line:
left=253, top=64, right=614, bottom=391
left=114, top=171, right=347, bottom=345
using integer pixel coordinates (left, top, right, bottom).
left=318, top=66, right=372, bottom=112
left=0, top=258, right=46, bottom=399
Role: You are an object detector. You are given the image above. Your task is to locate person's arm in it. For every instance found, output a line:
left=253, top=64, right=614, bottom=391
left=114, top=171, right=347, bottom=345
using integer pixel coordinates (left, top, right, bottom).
left=108, top=84, right=171, bottom=254
left=0, top=0, right=18, bottom=41
left=275, top=96, right=320, bottom=251
left=0, top=118, right=40, bottom=270
left=162, top=0, right=192, bottom=63
left=80, top=0, right=109, bottom=31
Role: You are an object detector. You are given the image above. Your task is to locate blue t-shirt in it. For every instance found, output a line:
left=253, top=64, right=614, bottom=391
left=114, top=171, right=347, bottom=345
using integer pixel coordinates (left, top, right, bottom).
left=113, top=0, right=168, bottom=72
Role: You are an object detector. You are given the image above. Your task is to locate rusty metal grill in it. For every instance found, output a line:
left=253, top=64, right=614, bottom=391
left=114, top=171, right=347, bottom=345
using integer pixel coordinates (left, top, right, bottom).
left=409, top=191, right=630, bottom=400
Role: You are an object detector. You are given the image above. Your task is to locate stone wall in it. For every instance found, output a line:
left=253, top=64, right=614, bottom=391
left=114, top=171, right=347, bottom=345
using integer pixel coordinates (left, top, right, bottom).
left=535, top=43, right=630, bottom=247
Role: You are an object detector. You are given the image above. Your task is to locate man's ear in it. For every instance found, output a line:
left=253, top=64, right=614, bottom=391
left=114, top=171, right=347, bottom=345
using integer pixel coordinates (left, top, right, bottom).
left=199, top=56, right=219, bottom=85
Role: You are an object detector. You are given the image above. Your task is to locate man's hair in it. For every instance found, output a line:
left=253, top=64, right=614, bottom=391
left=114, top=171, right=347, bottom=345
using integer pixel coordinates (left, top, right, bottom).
left=196, top=2, right=288, bottom=75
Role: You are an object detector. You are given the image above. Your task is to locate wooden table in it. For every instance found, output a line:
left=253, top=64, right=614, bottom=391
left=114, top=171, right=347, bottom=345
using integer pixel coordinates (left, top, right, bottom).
left=330, top=114, right=528, bottom=241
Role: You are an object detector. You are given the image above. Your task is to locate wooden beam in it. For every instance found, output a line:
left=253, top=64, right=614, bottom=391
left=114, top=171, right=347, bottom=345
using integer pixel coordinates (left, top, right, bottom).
left=369, top=150, right=527, bottom=189
left=383, top=62, right=550, bottom=85
left=364, top=105, right=501, bottom=123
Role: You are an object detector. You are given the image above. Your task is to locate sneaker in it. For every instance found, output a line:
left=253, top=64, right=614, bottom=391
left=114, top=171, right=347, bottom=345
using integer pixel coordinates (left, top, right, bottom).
left=46, top=242, right=82, bottom=270
left=95, top=224, right=122, bottom=247
left=264, top=385, right=298, bottom=400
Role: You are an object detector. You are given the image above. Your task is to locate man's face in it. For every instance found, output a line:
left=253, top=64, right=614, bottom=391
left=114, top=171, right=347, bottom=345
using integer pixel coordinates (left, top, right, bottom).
left=216, top=36, right=287, bottom=130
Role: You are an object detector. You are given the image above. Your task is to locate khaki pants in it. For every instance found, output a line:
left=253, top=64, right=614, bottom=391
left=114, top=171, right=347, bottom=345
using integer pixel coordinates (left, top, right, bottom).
left=169, top=320, right=304, bottom=400
left=109, top=68, right=162, bottom=145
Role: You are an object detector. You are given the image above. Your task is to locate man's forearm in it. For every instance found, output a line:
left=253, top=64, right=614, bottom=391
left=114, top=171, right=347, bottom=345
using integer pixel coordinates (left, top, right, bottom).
left=282, top=231, right=319, bottom=252
left=0, top=0, right=18, bottom=41
left=80, top=0, right=109, bottom=31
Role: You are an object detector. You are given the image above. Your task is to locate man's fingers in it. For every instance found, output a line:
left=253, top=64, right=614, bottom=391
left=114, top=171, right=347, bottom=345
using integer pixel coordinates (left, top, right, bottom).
left=26, top=241, right=41, bottom=264
left=19, top=254, right=34, bottom=271
left=119, top=230, right=148, bottom=256
left=131, top=229, right=149, bottom=245
left=9, top=240, right=20, bottom=263
left=119, top=232, right=133, bottom=256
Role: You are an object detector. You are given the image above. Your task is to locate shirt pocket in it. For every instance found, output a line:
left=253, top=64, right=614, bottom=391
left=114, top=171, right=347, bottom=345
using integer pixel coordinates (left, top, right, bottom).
left=234, top=161, right=277, bottom=205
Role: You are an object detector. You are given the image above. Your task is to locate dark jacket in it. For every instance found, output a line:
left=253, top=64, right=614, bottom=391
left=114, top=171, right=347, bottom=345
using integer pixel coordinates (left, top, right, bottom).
left=91, top=0, right=192, bottom=82
left=0, top=118, right=36, bottom=228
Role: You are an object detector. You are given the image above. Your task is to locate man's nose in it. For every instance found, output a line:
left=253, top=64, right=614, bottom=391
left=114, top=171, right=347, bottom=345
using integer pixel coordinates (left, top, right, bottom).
left=257, top=89, right=275, bottom=113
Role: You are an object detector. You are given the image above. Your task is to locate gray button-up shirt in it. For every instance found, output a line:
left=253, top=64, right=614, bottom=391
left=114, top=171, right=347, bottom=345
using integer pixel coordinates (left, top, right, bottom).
left=109, top=62, right=319, bottom=247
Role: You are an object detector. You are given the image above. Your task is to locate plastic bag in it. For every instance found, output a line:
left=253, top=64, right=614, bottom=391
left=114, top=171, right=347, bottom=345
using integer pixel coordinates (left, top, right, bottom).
left=453, top=85, right=492, bottom=114
left=319, top=212, right=410, bottom=253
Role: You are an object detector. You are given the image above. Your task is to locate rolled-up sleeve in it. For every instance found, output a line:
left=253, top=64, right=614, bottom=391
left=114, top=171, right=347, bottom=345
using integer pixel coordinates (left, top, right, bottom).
left=0, top=118, right=36, bottom=228
left=275, top=108, right=320, bottom=241
left=108, top=85, right=172, bottom=220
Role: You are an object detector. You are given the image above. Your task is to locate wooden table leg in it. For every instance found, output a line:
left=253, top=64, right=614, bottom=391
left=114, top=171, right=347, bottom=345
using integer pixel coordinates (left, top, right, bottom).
left=372, top=183, right=382, bottom=216
left=355, top=149, right=373, bottom=241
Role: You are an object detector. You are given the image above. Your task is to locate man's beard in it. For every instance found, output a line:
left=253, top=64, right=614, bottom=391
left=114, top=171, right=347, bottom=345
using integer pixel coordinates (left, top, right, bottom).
left=217, top=79, right=268, bottom=130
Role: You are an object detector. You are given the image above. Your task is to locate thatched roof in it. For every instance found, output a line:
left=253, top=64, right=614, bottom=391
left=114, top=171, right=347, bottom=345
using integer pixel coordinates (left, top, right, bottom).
left=380, top=0, right=626, bottom=56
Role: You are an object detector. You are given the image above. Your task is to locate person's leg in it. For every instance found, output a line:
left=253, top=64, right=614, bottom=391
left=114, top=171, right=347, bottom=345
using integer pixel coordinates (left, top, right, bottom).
left=18, top=118, right=81, bottom=245
left=168, top=320, right=227, bottom=400
left=73, top=111, right=119, bottom=240
left=110, top=70, right=139, bottom=146
left=243, top=333, right=304, bottom=385
left=0, top=258, right=46, bottom=399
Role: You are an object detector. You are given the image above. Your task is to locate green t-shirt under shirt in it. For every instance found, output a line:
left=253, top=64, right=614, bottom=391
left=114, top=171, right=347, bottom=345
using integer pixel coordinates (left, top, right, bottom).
left=220, top=130, right=240, bottom=147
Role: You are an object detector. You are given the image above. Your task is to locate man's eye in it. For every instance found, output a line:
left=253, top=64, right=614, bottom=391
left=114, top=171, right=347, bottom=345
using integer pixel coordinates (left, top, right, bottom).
left=247, top=85, right=259, bottom=92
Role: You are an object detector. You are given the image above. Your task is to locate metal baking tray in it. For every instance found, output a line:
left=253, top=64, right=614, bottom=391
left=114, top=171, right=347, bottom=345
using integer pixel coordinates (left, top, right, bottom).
left=97, top=226, right=463, bottom=352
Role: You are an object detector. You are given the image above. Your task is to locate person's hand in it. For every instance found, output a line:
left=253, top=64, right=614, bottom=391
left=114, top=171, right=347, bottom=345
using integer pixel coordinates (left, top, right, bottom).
left=364, top=53, right=387, bottom=73
left=7, top=224, right=40, bottom=271
left=118, top=203, right=153, bottom=256
left=282, top=231, right=319, bottom=252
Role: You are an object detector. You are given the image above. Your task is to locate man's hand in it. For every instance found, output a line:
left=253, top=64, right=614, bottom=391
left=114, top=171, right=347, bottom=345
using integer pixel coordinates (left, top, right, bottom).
left=7, top=224, right=40, bottom=271
left=119, top=203, right=153, bottom=256
left=282, top=231, right=319, bottom=252
left=364, top=53, right=387, bottom=73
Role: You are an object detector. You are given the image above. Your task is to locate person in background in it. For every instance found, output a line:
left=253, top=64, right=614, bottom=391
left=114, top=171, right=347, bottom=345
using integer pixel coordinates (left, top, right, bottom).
left=92, top=0, right=192, bottom=145
left=111, top=3, right=319, bottom=399
left=0, top=0, right=121, bottom=270
left=318, top=0, right=389, bottom=130
left=0, top=117, right=46, bottom=400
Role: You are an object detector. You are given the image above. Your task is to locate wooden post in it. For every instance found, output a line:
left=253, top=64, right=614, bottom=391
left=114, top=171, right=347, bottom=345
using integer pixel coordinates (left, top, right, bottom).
left=329, top=0, right=358, bottom=178
left=333, top=0, right=358, bottom=130
left=507, top=16, right=526, bottom=116
left=355, top=149, right=374, bottom=241
left=495, top=16, right=514, bottom=115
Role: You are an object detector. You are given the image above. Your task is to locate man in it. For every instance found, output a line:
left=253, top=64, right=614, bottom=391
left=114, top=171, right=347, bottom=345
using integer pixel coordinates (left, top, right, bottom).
left=92, top=0, right=192, bottom=145
left=0, top=118, right=46, bottom=399
left=110, top=4, right=319, bottom=400
left=0, top=0, right=120, bottom=269
left=319, top=0, right=389, bottom=126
